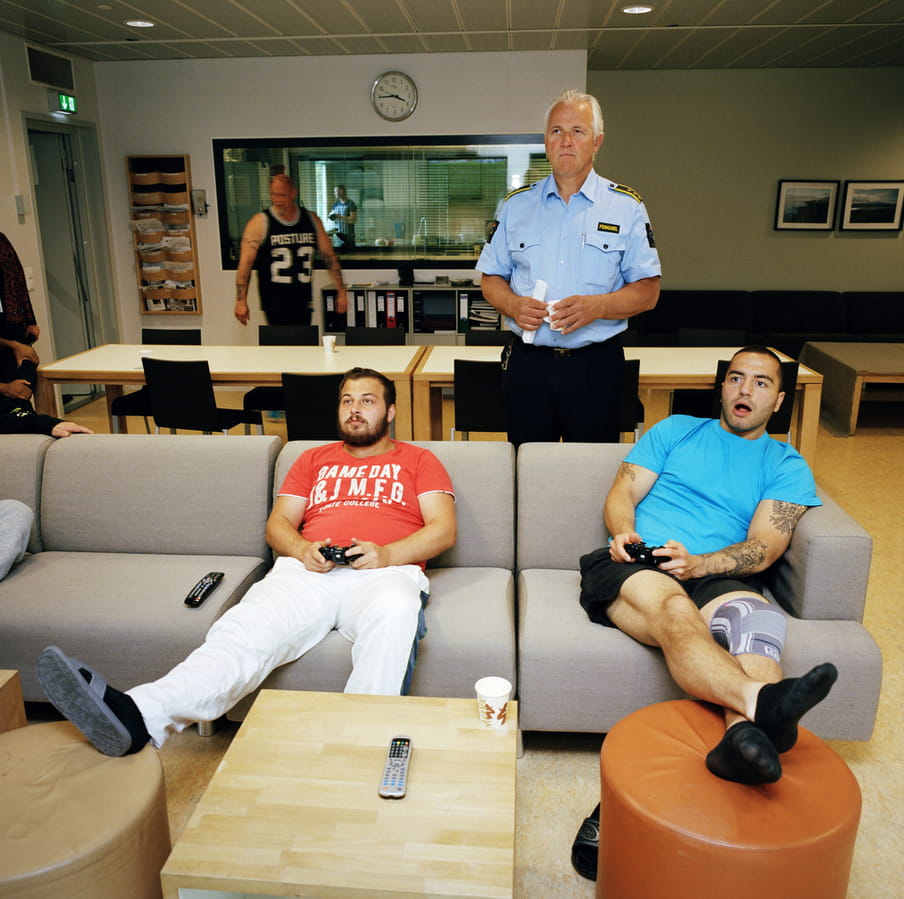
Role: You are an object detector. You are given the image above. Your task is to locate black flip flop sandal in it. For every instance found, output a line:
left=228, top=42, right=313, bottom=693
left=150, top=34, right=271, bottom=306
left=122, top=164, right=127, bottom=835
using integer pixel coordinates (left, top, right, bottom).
left=37, top=645, right=133, bottom=756
left=571, top=803, right=600, bottom=881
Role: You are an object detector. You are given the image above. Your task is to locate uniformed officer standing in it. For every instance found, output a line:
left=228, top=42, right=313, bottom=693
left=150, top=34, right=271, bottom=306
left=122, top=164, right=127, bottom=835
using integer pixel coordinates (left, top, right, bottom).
left=477, top=89, right=661, bottom=446
left=234, top=174, right=348, bottom=327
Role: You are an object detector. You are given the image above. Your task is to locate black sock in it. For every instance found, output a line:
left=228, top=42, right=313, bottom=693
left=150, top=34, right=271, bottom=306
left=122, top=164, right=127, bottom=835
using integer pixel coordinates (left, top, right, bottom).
left=78, top=666, right=150, bottom=754
left=706, top=721, right=782, bottom=785
left=754, top=662, right=838, bottom=754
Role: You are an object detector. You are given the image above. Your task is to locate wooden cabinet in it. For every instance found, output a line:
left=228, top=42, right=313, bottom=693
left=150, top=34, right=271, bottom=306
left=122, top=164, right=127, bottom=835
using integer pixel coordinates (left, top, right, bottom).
left=127, top=155, right=202, bottom=314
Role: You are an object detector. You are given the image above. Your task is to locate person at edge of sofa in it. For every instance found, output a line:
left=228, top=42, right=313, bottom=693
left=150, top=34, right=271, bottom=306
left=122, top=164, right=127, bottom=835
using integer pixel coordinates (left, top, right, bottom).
left=36, top=367, right=457, bottom=756
left=1, top=408, right=93, bottom=581
left=569, top=345, right=838, bottom=881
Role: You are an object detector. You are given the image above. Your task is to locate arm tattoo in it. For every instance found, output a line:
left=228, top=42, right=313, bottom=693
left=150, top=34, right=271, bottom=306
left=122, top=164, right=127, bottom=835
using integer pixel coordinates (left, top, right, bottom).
left=769, top=500, right=807, bottom=536
left=617, top=462, right=638, bottom=482
left=715, top=540, right=769, bottom=576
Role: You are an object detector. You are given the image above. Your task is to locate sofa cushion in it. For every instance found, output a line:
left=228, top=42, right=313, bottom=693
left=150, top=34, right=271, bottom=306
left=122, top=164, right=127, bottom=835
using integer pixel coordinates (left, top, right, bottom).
left=749, top=290, right=846, bottom=334
left=40, top=434, right=280, bottom=557
left=0, top=551, right=269, bottom=701
left=517, top=442, right=630, bottom=571
left=842, top=291, right=904, bottom=335
left=226, top=566, right=516, bottom=720
left=0, top=434, right=53, bottom=553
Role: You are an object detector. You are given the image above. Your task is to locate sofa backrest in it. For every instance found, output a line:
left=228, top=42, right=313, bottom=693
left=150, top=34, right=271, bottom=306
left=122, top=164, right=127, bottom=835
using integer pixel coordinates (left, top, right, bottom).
left=517, top=442, right=631, bottom=571
left=274, top=440, right=515, bottom=570
left=0, top=434, right=54, bottom=554
left=40, top=434, right=281, bottom=557
left=842, top=291, right=904, bottom=335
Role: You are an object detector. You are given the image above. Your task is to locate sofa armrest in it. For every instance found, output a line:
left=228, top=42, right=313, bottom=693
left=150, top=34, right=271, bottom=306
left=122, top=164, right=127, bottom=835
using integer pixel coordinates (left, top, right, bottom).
left=763, top=488, right=871, bottom=621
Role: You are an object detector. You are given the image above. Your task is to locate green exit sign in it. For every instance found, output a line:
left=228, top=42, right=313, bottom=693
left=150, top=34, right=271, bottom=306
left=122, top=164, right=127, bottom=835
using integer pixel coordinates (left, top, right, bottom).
left=48, top=90, right=77, bottom=114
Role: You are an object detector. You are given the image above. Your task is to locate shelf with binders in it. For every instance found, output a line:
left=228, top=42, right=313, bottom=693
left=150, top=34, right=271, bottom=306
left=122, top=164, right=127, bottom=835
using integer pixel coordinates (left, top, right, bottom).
left=321, top=286, right=501, bottom=342
left=322, top=288, right=410, bottom=333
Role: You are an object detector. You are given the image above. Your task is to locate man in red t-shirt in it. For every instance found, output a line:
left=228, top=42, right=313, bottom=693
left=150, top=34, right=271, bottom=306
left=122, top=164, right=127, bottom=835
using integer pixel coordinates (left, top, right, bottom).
left=37, top=368, right=457, bottom=756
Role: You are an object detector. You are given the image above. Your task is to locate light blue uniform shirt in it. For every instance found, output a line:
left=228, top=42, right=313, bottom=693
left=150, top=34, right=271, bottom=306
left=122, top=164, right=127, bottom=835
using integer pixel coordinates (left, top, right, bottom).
left=476, top=170, right=661, bottom=348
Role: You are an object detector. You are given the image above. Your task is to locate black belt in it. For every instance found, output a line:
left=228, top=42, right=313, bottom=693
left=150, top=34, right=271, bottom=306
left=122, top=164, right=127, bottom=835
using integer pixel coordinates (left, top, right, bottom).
left=521, top=341, right=604, bottom=358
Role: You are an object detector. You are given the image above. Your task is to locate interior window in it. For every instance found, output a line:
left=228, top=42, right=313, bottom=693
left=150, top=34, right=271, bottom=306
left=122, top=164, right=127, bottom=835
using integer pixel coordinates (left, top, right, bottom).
left=213, top=136, right=549, bottom=269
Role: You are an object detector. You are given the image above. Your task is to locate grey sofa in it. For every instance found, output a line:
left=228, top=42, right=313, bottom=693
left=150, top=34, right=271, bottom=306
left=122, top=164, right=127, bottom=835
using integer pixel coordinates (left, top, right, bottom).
left=516, top=442, right=882, bottom=741
left=0, top=434, right=880, bottom=742
left=0, top=433, right=280, bottom=702
left=227, top=439, right=517, bottom=718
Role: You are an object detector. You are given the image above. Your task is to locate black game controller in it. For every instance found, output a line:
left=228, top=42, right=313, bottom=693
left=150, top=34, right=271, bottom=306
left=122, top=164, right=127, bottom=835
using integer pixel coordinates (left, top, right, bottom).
left=319, top=545, right=363, bottom=565
left=623, top=542, right=670, bottom=566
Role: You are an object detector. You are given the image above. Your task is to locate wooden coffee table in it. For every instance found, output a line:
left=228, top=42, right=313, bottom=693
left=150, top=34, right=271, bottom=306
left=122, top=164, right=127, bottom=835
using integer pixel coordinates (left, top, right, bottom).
left=160, top=690, right=518, bottom=898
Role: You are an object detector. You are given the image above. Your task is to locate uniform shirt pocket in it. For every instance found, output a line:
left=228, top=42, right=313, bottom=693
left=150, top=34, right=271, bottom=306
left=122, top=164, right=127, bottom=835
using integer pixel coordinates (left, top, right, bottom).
left=582, top=231, right=626, bottom=293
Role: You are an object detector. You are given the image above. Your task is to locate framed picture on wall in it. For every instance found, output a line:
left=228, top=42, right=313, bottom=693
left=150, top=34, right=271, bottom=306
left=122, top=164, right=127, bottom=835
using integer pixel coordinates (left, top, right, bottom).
left=774, top=180, right=839, bottom=230
left=839, top=181, right=904, bottom=231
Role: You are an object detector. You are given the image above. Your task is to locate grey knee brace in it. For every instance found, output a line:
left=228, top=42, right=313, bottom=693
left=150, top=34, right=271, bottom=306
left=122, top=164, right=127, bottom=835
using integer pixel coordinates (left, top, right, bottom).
left=709, top=596, right=786, bottom=663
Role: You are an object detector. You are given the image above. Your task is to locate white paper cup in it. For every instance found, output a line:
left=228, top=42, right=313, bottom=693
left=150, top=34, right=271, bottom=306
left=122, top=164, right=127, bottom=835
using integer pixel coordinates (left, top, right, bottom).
left=322, top=335, right=337, bottom=352
left=475, top=676, right=512, bottom=728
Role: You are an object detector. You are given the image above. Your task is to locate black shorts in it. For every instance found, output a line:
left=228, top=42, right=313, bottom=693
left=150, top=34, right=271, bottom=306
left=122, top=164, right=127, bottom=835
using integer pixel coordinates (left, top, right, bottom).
left=579, top=548, right=764, bottom=628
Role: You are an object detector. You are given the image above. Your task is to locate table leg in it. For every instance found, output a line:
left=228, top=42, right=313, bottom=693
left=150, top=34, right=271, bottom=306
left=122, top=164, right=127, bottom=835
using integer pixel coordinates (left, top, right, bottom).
left=412, top=380, right=434, bottom=441
left=392, top=375, right=412, bottom=440
left=33, top=377, right=58, bottom=417
left=104, top=384, right=125, bottom=433
left=796, top=382, right=822, bottom=466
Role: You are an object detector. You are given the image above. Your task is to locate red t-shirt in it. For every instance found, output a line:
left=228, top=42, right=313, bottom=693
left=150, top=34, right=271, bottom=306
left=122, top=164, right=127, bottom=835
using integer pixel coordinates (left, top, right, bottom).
left=278, top=441, right=454, bottom=564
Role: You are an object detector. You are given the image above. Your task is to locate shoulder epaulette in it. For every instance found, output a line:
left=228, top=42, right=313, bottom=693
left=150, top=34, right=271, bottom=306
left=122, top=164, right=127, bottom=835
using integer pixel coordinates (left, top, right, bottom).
left=501, top=183, right=535, bottom=203
left=610, top=182, right=644, bottom=204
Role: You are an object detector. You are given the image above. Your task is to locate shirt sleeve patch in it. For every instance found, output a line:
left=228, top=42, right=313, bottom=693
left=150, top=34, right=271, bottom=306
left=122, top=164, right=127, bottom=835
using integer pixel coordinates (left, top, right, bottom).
left=646, top=222, right=656, bottom=248
left=610, top=182, right=644, bottom=204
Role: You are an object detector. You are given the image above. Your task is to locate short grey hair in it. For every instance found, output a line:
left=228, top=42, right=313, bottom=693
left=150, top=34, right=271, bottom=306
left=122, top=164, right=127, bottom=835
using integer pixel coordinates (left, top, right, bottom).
left=545, top=89, right=605, bottom=138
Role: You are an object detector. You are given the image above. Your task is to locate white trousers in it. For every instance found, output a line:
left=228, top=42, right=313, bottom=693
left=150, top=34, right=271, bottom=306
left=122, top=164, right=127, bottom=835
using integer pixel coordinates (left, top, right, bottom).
left=129, top=557, right=429, bottom=747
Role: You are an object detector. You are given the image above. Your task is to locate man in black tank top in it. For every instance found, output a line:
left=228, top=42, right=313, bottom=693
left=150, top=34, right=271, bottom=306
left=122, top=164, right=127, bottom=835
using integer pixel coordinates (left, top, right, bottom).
left=235, top=175, right=348, bottom=327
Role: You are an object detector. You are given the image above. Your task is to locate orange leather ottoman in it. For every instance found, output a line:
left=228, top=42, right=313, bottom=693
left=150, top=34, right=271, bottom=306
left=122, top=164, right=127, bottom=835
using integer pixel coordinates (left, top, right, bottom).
left=0, top=721, right=171, bottom=898
left=597, top=700, right=860, bottom=899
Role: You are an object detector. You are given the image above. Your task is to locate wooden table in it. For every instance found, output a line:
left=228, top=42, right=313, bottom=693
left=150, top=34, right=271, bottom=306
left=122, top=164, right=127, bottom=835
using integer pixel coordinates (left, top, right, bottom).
left=160, top=690, right=518, bottom=898
left=799, top=341, right=904, bottom=436
left=36, top=344, right=425, bottom=439
left=412, top=345, right=824, bottom=464
left=0, top=670, right=26, bottom=734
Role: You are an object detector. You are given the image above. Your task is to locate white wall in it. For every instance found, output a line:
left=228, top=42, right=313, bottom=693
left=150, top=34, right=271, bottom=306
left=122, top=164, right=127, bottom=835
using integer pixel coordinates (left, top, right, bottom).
left=588, top=68, right=904, bottom=291
left=94, top=51, right=587, bottom=346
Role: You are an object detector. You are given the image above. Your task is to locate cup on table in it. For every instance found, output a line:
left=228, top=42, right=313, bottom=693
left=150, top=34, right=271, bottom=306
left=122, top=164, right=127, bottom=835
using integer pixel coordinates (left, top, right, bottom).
left=475, top=676, right=512, bottom=728
left=322, top=335, right=337, bottom=353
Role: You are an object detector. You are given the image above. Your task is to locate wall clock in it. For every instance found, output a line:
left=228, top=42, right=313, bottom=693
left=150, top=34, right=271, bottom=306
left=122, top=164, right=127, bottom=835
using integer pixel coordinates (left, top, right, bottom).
left=371, top=71, right=418, bottom=122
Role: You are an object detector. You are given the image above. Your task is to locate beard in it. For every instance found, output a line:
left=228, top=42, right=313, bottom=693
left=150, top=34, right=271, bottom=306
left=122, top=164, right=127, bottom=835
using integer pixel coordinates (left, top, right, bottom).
left=338, top=412, right=391, bottom=447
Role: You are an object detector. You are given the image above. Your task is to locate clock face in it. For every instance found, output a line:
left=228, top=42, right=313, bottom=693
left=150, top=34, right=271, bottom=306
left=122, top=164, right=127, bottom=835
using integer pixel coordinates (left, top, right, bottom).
left=371, top=71, right=417, bottom=122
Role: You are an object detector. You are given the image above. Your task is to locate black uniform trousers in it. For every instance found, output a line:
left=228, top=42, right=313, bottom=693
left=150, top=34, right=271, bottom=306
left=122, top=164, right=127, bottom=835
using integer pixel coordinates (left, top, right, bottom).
left=501, top=336, right=625, bottom=447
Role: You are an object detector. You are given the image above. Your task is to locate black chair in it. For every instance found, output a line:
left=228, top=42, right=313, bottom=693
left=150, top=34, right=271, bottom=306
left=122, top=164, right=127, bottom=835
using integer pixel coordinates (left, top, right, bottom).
left=344, top=326, right=407, bottom=346
left=242, top=325, right=320, bottom=412
left=670, top=358, right=799, bottom=436
left=282, top=373, right=344, bottom=442
left=618, top=358, right=645, bottom=442
left=110, top=328, right=202, bottom=432
left=465, top=329, right=515, bottom=347
left=142, top=357, right=263, bottom=435
left=451, top=358, right=507, bottom=440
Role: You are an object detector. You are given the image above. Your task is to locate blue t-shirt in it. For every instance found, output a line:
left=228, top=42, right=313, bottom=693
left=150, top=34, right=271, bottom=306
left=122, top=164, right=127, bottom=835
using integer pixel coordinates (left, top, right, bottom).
left=626, top=416, right=821, bottom=555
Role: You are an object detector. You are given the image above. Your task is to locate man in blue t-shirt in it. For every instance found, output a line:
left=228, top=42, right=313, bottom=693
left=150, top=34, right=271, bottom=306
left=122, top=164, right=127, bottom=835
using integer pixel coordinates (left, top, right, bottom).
left=571, top=346, right=838, bottom=880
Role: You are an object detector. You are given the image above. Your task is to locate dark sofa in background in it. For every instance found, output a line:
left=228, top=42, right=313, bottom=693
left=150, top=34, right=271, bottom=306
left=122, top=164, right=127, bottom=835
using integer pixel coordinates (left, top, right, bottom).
left=625, top=290, right=904, bottom=357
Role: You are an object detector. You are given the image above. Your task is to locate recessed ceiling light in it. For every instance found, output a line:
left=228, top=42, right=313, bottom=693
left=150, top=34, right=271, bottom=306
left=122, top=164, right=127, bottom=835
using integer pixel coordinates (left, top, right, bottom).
left=622, top=5, right=654, bottom=13
left=124, top=19, right=155, bottom=28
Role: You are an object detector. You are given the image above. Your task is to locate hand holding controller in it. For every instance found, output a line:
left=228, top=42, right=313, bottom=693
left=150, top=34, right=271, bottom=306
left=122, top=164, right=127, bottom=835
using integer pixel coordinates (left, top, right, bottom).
left=319, top=544, right=364, bottom=565
left=623, top=541, right=671, bottom=566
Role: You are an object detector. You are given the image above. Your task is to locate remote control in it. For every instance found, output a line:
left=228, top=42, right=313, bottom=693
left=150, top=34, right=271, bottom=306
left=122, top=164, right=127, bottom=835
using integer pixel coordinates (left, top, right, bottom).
left=379, top=735, right=412, bottom=799
left=184, top=571, right=224, bottom=607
